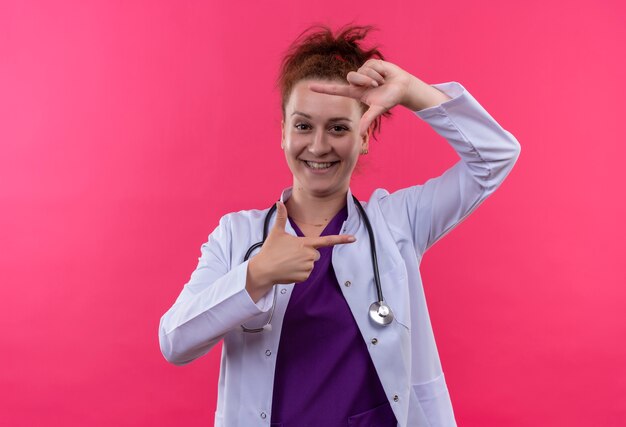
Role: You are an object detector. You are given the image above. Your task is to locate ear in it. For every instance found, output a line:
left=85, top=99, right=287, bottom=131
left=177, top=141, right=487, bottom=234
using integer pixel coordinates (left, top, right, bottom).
left=281, top=119, right=285, bottom=149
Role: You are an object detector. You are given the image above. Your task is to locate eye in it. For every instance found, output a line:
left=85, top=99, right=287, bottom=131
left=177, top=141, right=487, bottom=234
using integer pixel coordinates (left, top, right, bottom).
left=329, top=125, right=349, bottom=133
left=294, top=123, right=311, bottom=131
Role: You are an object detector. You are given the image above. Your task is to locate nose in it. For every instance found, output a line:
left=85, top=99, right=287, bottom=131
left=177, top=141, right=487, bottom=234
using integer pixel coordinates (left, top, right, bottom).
left=308, top=129, right=331, bottom=156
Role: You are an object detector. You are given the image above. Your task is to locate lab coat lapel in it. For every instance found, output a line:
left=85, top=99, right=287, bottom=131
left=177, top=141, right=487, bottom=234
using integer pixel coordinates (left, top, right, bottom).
left=332, top=190, right=412, bottom=426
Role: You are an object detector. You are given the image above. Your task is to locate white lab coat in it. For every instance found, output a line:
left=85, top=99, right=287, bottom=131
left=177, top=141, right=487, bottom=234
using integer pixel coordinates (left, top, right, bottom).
left=159, top=82, right=521, bottom=427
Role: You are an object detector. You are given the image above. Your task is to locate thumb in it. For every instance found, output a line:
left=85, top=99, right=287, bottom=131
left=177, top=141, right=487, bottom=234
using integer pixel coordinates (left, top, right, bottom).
left=272, top=201, right=287, bottom=232
left=359, top=104, right=386, bottom=138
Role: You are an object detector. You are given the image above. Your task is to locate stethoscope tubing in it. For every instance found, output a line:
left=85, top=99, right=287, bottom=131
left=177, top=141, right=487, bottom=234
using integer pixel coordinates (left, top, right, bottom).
left=352, top=195, right=384, bottom=303
left=243, top=202, right=277, bottom=261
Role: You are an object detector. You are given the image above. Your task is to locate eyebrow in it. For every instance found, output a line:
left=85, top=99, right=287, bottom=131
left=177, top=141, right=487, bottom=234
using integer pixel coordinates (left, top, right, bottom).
left=291, top=111, right=352, bottom=122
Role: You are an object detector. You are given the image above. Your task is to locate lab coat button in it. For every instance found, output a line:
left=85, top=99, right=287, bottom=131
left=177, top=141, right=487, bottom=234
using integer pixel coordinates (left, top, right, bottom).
left=393, top=394, right=399, bottom=402
left=280, top=288, right=287, bottom=294
left=260, top=412, right=267, bottom=419
left=344, top=280, right=351, bottom=287
left=371, top=338, right=378, bottom=345
left=265, top=350, right=271, bottom=356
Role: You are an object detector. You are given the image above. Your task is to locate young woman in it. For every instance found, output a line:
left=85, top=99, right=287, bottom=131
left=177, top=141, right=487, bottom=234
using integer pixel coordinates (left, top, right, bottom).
left=159, top=24, right=521, bottom=427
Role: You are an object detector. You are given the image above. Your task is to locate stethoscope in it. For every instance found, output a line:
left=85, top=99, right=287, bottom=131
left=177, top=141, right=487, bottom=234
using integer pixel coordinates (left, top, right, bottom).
left=241, top=195, right=394, bottom=333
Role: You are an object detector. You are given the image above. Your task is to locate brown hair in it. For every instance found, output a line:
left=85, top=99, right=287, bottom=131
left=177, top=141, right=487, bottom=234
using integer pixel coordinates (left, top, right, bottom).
left=277, top=24, right=391, bottom=140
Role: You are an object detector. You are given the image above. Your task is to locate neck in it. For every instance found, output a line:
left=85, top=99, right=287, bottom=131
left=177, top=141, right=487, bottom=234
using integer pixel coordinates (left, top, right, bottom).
left=285, top=186, right=348, bottom=226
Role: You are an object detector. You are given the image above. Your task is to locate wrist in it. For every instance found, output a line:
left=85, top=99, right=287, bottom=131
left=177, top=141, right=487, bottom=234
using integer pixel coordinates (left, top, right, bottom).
left=247, top=257, right=273, bottom=291
left=402, top=76, right=451, bottom=111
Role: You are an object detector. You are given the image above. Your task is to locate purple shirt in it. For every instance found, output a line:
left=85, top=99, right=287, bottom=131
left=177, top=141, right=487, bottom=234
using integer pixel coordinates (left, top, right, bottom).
left=270, top=205, right=397, bottom=427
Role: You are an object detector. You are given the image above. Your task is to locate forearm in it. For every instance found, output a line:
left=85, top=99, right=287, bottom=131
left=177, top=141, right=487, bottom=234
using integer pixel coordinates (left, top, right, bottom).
left=416, top=82, right=521, bottom=190
left=394, top=81, right=521, bottom=254
left=159, top=262, right=274, bottom=365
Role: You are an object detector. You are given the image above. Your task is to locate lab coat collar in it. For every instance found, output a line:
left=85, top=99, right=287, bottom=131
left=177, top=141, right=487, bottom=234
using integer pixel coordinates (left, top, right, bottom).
left=277, top=187, right=360, bottom=232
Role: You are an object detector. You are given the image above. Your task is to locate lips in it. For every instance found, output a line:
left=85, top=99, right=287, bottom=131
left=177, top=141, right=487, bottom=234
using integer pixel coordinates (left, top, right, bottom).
left=302, top=160, right=340, bottom=170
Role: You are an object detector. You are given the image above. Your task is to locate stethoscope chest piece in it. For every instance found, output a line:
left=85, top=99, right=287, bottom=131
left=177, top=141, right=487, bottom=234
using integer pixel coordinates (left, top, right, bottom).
left=369, top=301, right=394, bottom=326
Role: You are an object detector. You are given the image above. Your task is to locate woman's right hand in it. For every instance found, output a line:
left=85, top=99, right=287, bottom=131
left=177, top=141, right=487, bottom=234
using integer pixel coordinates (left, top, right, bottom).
left=245, top=201, right=356, bottom=303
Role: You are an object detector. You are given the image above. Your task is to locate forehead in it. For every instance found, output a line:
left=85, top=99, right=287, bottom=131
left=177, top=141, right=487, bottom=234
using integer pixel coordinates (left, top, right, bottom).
left=285, top=79, right=361, bottom=119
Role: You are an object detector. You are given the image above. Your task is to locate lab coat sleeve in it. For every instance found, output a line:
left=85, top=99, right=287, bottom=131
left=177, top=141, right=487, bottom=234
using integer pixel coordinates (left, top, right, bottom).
left=159, top=213, right=275, bottom=365
left=381, top=82, right=521, bottom=256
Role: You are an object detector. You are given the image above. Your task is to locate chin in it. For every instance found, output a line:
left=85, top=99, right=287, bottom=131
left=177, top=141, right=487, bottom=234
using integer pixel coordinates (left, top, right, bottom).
left=302, top=182, right=347, bottom=198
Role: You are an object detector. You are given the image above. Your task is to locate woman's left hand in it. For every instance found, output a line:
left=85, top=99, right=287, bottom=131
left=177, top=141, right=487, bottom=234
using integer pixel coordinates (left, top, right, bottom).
left=308, top=59, right=450, bottom=137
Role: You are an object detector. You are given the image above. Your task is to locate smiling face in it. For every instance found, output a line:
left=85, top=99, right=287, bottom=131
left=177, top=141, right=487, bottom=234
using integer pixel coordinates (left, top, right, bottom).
left=281, top=79, right=369, bottom=199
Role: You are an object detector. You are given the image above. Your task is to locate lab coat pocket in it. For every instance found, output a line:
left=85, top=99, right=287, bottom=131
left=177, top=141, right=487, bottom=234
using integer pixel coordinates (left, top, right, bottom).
left=412, top=374, right=456, bottom=427
left=380, top=263, right=410, bottom=331
left=348, top=401, right=397, bottom=426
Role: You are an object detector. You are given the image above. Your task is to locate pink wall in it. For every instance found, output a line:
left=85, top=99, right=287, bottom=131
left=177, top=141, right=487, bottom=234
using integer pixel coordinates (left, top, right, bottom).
left=1, top=1, right=625, bottom=426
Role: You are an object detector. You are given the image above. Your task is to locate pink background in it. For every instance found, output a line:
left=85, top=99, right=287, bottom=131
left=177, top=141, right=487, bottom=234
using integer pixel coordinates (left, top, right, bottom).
left=1, top=1, right=625, bottom=426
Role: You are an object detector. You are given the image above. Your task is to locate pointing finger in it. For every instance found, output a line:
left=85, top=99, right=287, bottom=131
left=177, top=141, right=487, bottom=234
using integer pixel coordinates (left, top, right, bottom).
left=307, top=234, right=357, bottom=249
left=308, top=82, right=364, bottom=100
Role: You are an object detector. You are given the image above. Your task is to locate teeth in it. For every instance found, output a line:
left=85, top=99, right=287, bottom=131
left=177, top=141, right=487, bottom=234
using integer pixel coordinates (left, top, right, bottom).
left=305, top=161, right=335, bottom=169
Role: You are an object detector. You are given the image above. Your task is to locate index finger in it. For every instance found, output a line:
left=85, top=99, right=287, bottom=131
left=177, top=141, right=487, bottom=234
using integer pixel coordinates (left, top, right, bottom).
left=308, top=82, right=364, bottom=100
left=306, top=234, right=357, bottom=248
